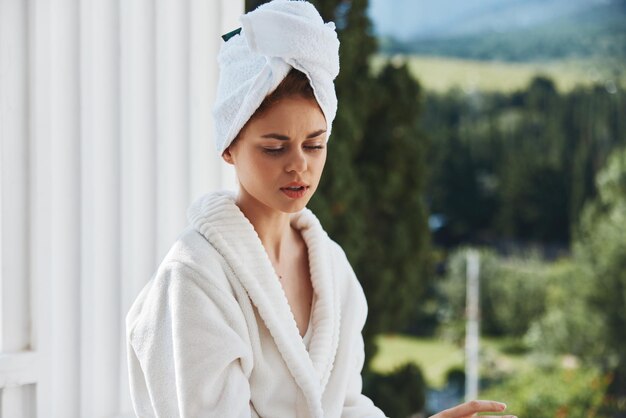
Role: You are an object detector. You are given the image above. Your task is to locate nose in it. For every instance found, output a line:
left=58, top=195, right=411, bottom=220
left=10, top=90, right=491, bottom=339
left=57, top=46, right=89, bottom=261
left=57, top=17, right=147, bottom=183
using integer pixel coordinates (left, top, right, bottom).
left=285, top=147, right=307, bottom=174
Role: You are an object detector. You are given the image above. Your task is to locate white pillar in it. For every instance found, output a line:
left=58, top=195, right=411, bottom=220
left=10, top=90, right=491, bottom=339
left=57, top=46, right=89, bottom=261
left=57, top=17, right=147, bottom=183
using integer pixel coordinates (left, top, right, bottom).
left=119, top=0, right=158, bottom=412
left=465, top=249, right=480, bottom=401
left=189, top=0, right=216, bottom=200
left=49, top=0, right=82, bottom=415
left=0, top=0, right=35, bottom=415
left=29, top=0, right=54, bottom=414
left=155, top=0, right=191, bottom=259
left=80, top=0, right=122, bottom=415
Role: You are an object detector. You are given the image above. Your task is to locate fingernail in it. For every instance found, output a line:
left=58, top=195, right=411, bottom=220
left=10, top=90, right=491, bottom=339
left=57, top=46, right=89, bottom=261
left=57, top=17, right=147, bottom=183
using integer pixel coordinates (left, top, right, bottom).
left=499, top=402, right=507, bottom=410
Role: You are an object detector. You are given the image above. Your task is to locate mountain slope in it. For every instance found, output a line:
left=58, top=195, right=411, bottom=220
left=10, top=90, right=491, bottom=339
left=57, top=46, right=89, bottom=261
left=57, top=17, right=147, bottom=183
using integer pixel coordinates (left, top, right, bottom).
left=372, top=0, right=626, bottom=62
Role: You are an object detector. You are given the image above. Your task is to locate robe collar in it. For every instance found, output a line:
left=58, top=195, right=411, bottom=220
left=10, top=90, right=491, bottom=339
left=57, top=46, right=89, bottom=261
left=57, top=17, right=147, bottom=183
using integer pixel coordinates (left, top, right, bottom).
left=187, top=191, right=340, bottom=417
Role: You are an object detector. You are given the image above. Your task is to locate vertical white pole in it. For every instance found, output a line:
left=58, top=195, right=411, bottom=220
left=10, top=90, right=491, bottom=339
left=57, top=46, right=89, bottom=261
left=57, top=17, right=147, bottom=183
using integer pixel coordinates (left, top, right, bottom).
left=80, top=0, right=121, bottom=415
left=119, top=0, right=158, bottom=413
left=29, top=0, right=53, bottom=414
left=465, top=249, right=480, bottom=402
left=189, top=0, right=215, bottom=199
left=0, top=0, right=34, bottom=415
left=0, top=0, right=30, bottom=352
left=49, top=0, right=81, bottom=415
left=155, top=0, right=190, bottom=259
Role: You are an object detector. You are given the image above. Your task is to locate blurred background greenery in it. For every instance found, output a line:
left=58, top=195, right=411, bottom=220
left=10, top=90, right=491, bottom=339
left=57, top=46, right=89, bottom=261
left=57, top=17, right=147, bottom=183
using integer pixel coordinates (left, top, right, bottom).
left=247, top=0, right=626, bottom=416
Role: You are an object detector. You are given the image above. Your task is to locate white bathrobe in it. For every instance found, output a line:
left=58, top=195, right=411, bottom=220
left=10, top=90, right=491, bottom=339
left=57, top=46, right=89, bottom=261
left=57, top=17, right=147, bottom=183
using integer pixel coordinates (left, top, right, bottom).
left=126, top=191, right=387, bottom=418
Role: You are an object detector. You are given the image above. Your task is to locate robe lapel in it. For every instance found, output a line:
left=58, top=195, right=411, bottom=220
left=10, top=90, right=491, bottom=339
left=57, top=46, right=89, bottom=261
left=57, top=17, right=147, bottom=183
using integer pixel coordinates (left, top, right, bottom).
left=292, top=210, right=341, bottom=393
left=188, top=192, right=340, bottom=417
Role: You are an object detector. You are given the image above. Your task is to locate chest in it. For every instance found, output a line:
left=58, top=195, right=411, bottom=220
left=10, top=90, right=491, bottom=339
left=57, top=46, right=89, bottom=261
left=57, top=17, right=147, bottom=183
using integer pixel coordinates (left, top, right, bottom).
left=276, top=249, right=314, bottom=337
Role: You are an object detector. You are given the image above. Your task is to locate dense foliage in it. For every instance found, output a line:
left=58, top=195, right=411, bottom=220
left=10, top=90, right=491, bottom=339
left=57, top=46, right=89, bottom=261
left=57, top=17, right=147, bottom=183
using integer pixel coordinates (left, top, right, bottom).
left=574, top=146, right=626, bottom=408
left=481, top=367, right=609, bottom=418
left=424, top=78, right=626, bottom=247
left=364, top=364, right=426, bottom=418
left=439, top=248, right=550, bottom=338
left=440, top=147, right=626, bottom=416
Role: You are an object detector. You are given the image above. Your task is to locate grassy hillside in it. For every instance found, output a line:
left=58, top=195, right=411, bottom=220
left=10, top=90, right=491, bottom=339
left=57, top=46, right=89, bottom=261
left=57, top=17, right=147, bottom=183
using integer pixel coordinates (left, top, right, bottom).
left=370, top=55, right=626, bottom=93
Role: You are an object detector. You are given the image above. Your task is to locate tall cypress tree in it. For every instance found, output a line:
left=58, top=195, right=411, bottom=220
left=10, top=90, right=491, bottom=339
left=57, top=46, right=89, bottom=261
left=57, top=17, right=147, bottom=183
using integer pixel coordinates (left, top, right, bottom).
left=302, top=0, right=431, bottom=363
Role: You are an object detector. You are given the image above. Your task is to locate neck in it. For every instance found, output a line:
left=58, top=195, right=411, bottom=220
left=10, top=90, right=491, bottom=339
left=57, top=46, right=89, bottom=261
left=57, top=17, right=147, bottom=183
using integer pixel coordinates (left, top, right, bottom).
left=235, top=190, right=294, bottom=262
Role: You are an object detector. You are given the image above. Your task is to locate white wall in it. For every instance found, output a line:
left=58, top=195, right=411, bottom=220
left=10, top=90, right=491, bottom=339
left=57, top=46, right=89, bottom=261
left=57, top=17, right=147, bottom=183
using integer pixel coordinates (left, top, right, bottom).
left=0, top=0, right=242, bottom=416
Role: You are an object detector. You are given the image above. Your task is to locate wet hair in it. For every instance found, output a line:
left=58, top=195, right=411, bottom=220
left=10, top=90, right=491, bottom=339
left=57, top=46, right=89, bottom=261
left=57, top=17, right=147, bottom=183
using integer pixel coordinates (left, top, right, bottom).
left=231, top=69, right=321, bottom=145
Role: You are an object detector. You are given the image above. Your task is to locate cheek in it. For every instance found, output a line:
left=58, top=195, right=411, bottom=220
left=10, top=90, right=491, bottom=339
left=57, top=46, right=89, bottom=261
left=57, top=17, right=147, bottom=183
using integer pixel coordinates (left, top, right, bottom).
left=316, top=150, right=328, bottom=171
left=238, top=151, right=276, bottom=181
left=310, top=151, right=327, bottom=180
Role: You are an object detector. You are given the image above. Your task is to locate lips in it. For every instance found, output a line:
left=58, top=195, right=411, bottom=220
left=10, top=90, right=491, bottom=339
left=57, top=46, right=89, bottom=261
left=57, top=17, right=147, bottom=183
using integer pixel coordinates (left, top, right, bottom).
left=280, top=182, right=310, bottom=199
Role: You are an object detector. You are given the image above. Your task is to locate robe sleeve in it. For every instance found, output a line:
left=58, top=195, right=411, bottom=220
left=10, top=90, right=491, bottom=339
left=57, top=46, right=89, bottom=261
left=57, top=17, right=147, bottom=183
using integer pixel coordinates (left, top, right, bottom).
left=337, top=252, right=388, bottom=418
left=126, top=261, right=255, bottom=418
left=341, top=321, right=388, bottom=418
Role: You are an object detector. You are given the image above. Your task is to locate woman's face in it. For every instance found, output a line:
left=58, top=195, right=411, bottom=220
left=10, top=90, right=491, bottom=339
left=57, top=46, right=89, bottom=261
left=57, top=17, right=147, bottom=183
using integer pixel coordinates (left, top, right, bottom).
left=223, top=96, right=328, bottom=214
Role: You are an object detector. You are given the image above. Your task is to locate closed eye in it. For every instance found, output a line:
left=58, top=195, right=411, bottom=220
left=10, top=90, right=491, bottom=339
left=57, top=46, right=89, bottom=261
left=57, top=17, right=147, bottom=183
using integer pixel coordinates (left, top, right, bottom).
left=262, top=147, right=284, bottom=155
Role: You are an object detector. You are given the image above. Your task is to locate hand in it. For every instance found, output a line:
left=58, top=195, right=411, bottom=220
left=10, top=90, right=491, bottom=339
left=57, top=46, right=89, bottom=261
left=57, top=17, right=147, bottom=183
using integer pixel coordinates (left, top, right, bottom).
left=429, top=400, right=516, bottom=418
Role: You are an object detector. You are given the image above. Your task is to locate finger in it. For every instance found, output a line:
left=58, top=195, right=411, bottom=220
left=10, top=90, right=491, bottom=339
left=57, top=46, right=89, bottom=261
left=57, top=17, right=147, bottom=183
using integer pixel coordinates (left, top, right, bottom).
left=441, top=400, right=506, bottom=417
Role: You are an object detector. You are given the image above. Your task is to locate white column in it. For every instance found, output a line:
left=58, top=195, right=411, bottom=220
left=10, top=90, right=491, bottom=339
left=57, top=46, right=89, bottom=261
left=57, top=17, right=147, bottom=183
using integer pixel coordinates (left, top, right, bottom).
left=0, top=0, right=30, bottom=352
left=29, top=0, right=53, bottom=414
left=0, top=0, right=35, bottom=415
left=49, top=0, right=81, bottom=416
left=119, top=0, right=158, bottom=413
left=190, top=0, right=219, bottom=199
left=80, top=0, right=121, bottom=415
left=155, top=0, right=191, bottom=259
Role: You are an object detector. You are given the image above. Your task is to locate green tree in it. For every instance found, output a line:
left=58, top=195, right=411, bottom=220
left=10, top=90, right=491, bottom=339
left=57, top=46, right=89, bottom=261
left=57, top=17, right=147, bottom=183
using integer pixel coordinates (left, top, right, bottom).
left=309, top=0, right=432, bottom=363
left=422, top=77, right=626, bottom=246
left=524, top=259, right=606, bottom=360
left=439, top=248, right=549, bottom=338
left=574, top=146, right=626, bottom=406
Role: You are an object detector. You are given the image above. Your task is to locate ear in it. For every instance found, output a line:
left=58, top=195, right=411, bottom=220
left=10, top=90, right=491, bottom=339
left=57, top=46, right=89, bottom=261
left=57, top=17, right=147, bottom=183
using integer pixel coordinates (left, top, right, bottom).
left=222, top=146, right=235, bottom=165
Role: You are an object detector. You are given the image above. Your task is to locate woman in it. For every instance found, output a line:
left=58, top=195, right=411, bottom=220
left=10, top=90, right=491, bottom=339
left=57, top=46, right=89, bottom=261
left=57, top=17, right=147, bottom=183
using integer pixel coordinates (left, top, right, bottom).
left=126, top=1, right=514, bottom=417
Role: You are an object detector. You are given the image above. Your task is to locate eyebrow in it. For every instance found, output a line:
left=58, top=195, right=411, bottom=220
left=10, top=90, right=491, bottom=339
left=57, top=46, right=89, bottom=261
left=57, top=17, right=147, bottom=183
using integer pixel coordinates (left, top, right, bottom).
left=260, top=129, right=327, bottom=141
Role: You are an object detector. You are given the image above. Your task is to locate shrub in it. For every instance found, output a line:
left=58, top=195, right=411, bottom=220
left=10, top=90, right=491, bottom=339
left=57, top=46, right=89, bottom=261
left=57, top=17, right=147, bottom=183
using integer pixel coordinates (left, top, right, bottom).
left=481, top=366, right=609, bottom=418
left=364, top=363, right=427, bottom=418
left=524, top=259, right=607, bottom=360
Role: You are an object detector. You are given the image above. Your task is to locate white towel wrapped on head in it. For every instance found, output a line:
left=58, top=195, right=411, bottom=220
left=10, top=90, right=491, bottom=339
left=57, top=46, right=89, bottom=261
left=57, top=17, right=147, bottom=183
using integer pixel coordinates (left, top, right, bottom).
left=213, top=0, right=340, bottom=155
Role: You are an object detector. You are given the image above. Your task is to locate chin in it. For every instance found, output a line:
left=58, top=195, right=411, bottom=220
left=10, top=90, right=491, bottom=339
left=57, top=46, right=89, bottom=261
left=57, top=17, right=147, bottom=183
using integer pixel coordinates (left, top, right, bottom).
left=277, top=200, right=310, bottom=214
